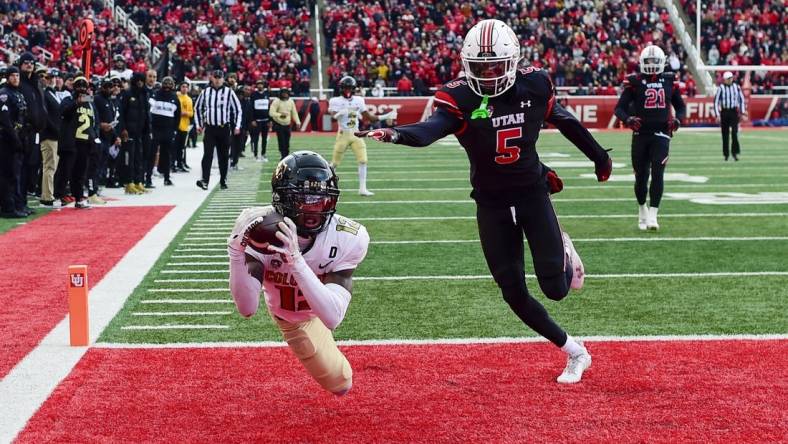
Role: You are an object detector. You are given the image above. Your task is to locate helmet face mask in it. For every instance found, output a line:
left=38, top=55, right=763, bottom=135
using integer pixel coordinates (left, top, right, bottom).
left=272, top=151, right=340, bottom=236
left=639, top=45, right=666, bottom=75
left=339, top=76, right=356, bottom=98
left=461, top=19, right=520, bottom=97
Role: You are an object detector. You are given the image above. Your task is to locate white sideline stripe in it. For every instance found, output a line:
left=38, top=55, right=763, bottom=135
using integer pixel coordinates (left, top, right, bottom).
left=351, top=213, right=788, bottom=221
left=140, top=299, right=233, bottom=304
left=179, top=236, right=788, bottom=244
left=94, top=333, right=788, bottom=349
left=148, top=288, right=227, bottom=293
left=132, top=312, right=232, bottom=316
left=151, top=271, right=788, bottom=282
left=0, top=149, right=217, bottom=443
left=121, top=325, right=230, bottom=330
left=172, top=255, right=227, bottom=258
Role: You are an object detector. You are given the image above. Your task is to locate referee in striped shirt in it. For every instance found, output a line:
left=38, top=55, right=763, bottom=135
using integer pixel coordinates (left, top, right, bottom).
left=714, top=71, right=746, bottom=161
left=194, top=69, right=242, bottom=190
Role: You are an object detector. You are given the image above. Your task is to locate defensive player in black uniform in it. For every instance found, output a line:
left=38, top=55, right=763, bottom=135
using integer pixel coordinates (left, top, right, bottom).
left=150, top=77, right=181, bottom=186
left=357, top=19, right=612, bottom=384
left=615, top=45, right=686, bottom=231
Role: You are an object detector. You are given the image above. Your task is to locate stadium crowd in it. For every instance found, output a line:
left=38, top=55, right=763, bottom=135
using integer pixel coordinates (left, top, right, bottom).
left=684, top=0, right=786, bottom=92
left=323, top=0, right=696, bottom=96
left=1, top=0, right=316, bottom=94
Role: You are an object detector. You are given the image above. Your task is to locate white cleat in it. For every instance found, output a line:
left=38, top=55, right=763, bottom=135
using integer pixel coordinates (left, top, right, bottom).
left=557, top=344, right=592, bottom=384
left=358, top=189, right=375, bottom=196
left=647, top=207, right=659, bottom=231
left=638, top=205, right=648, bottom=231
left=562, top=232, right=584, bottom=290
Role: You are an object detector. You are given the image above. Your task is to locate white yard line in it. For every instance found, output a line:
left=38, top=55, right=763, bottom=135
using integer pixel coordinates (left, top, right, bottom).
left=151, top=271, right=788, bottom=283
left=94, top=333, right=788, bottom=349
left=0, top=149, right=217, bottom=443
left=140, top=299, right=233, bottom=304
left=178, top=236, right=788, bottom=244
left=132, top=312, right=232, bottom=316
left=120, top=325, right=229, bottom=330
left=147, top=288, right=227, bottom=293
left=171, top=254, right=228, bottom=258
left=167, top=262, right=228, bottom=266
left=350, top=213, right=788, bottom=221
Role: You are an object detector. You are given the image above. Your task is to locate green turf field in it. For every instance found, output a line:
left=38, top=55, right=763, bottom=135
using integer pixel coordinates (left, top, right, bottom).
left=100, top=130, right=788, bottom=343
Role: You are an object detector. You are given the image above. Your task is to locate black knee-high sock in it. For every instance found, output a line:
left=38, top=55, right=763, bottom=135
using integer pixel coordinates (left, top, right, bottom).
left=501, top=284, right=568, bottom=346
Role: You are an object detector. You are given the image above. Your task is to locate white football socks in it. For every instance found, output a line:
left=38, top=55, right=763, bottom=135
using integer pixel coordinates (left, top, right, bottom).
left=561, top=335, right=586, bottom=357
left=358, top=163, right=368, bottom=192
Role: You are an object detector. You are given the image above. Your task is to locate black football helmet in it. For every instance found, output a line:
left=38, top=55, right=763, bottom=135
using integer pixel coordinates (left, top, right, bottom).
left=339, top=76, right=356, bottom=98
left=272, top=151, right=340, bottom=236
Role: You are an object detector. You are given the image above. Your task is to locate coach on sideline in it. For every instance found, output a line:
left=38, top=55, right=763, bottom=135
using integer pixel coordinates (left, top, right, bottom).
left=714, top=71, right=746, bottom=161
left=194, top=69, right=242, bottom=190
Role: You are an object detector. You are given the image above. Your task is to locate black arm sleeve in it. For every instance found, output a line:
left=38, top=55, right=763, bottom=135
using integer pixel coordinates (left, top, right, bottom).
left=547, top=103, right=609, bottom=163
left=394, top=108, right=463, bottom=147
left=671, top=88, right=686, bottom=120
left=614, top=87, right=634, bottom=122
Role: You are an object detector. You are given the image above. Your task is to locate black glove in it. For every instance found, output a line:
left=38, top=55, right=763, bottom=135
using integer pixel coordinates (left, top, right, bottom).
left=595, top=151, right=613, bottom=182
left=669, top=118, right=681, bottom=135
left=625, top=116, right=643, bottom=131
left=355, top=128, right=399, bottom=143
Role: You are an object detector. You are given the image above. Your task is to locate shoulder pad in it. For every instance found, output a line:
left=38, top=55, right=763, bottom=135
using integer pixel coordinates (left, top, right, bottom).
left=623, top=74, right=639, bottom=88
left=661, top=72, right=677, bottom=81
left=434, top=79, right=467, bottom=117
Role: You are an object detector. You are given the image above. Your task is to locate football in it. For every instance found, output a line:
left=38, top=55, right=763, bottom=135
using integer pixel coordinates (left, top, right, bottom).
left=245, top=211, right=285, bottom=253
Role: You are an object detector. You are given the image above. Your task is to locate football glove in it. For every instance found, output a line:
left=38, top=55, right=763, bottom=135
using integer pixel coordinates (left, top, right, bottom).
left=669, top=118, right=681, bottom=134
left=625, top=116, right=643, bottom=131
left=595, top=153, right=613, bottom=182
left=545, top=170, right=563, bottom=194
left=355, top=128, right=399, bottom=143
left=227, top=206, right=276, bottom=253
left=268, top=217, right=302, bottom=263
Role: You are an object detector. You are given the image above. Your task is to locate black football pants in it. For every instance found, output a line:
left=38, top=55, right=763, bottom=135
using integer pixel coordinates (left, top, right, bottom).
left=476, top=190, right=573, bottom=347
left=720, top=109, right=740, bottom=159
left=249, top=121, right=268, bottom=157
left=154, top=131, right=175, bottom=181
left=202, top=125, right=231, bottom=185
left=632, top=134, right=670, bottom=207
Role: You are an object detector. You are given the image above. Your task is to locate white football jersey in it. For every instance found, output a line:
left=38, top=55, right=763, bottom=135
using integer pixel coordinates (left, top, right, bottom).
left=328, top=96, right=366, bottom=131
left=245, top=210, right=370, bottom=323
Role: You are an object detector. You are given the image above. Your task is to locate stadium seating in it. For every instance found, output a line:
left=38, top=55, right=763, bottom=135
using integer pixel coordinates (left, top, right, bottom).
left=114, top=0, right=315, bottom=92
left=1, top=0, right=315, bottom=93
left=322, top=0, right=694, bottom=96
left=682, top=0, right=786, bottom=93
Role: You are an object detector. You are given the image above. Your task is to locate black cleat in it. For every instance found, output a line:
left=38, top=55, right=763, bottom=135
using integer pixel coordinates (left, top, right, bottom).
left=196, top=180, right=208, bottom=190
left=220, top=183, right=228, bottom=190
left=164, top=179, right=174, bottom=186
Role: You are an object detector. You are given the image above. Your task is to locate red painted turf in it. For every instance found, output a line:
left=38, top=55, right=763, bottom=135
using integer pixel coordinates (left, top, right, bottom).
left=17, top=340, right=788, bottom=443
left=0, top=206, right=172, bottom=378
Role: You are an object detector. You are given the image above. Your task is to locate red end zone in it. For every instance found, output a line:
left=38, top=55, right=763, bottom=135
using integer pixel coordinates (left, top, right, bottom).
left=0, top=207, right=172, bottom=378
left=17, top=340, right=787, bottom=443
